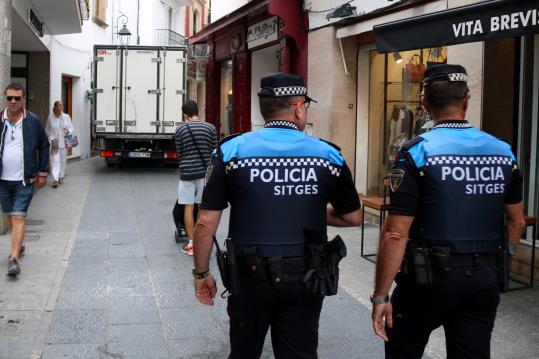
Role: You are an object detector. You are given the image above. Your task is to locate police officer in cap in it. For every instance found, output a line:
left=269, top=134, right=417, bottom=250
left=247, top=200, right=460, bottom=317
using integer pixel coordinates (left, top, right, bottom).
left=192, top=72, right=362, bottom=358
left=371, top=64, right=526, bottom=358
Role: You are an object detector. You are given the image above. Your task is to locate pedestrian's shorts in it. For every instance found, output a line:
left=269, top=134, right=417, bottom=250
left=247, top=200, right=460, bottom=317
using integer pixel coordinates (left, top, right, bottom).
left=178, top=179, right=205, bottom=205
left=0, top=180, right=35, bottom=216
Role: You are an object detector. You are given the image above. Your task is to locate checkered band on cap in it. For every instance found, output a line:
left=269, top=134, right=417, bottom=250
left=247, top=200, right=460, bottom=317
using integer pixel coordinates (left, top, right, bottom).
left=269, top=86, right=307, bottom=97
left=225, top=157, right=341, bottom=177
left=426, top=155, right=513, bottom=166
left=447, top=73, right=468, bottom=82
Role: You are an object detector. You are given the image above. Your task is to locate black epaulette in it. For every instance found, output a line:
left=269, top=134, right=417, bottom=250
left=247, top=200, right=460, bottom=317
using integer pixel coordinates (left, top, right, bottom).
left=401, top=136, right=424, bottom=151
left=320, top=139, right=341, bottom=151
left=218, top=133, right=242, bottom=146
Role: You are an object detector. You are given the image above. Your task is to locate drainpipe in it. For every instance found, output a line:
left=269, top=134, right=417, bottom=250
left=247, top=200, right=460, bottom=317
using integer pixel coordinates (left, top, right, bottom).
left=137, top=0, right=140, bottom=44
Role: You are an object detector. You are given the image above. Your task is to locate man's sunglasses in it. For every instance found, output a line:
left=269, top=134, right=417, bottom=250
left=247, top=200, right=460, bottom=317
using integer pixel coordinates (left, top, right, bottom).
left=6, top=96, right=22, bottom=102
left=289, top=100, right=310, bottom=109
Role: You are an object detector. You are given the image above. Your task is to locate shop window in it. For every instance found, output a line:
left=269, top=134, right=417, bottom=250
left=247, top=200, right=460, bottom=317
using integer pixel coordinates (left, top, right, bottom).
left=220, top=59, right=233, bottom=138
left=366, top=47, right=446, bottom=196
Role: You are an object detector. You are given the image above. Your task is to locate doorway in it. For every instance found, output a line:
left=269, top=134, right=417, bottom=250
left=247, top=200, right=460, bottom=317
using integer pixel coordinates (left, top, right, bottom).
left=482, top=36, right=538, bottom=240
left=250, top=44, right=280, bottom=130
left=219, top=59, right=233, bottom=138
left=61, top=75, right=73, bottom=155
left=61, top=75, right=73, bottom=118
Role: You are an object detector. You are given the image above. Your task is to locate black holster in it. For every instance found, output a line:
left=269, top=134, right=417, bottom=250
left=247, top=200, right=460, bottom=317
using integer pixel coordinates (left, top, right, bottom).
left=302, top=229, right=347, bottom=296
left=496, top=214, right=510, bottom=292
left=403, top=242, right=434, bottom=286
left=213, top=237, right=242, bottom=296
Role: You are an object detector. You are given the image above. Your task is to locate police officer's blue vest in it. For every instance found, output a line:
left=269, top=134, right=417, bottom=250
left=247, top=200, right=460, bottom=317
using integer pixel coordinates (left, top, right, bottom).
left=406, top=122, right=516, bottom=253
left=220, top=122, right=344, bottom=257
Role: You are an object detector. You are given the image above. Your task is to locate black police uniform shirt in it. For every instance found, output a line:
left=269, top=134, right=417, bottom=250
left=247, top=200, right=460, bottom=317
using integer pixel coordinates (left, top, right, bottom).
left=201, top=120, right=361, bottom=257
left=388, top=120, right=523, bottom=253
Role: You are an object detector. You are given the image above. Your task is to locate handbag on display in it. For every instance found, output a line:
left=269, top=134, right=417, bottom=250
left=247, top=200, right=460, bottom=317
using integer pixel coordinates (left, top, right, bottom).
left=403, top=55, right=426, bottom=83
left=64, top=133, right=79, bottom=148
left=426, top=47, right=447, bottom=69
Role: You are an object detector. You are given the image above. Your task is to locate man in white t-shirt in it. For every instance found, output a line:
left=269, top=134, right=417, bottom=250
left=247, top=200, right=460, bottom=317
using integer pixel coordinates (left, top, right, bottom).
left=0, top=83, right=49, bottom=276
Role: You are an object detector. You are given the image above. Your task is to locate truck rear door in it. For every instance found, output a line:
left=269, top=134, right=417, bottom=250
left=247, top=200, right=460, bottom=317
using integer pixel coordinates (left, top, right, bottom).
left=159, top=48, right=186, bottom=134
left=95, top=47, right=120, bottom=134
left=122, top=48, right=159, bottom=134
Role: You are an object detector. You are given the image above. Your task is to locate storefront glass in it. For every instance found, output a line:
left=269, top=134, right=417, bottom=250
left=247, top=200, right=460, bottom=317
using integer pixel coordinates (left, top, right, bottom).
left=219, top=59, right=233, bottom=138
left=366, top=47, right=446, bottom=196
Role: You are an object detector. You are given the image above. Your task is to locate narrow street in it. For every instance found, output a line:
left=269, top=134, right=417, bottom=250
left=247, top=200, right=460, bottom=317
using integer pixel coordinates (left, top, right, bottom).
left=0, top=158, right=537, bottom=359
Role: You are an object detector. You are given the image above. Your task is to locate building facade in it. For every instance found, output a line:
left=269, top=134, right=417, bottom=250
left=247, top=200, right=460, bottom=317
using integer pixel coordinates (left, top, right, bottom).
left=189, top=0, right=308, bottom=137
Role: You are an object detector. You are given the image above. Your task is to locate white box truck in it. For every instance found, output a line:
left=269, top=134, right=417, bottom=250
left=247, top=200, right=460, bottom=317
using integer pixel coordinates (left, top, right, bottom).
left=92, top=45, right=186, bottom=166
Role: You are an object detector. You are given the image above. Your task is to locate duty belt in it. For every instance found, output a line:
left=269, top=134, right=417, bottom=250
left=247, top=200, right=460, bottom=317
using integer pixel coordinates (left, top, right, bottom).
left=240, top=255, right=306, bottom=272
left=240, top=254, right=306, bottom=285
left=447, top=253, right=496, bottom=267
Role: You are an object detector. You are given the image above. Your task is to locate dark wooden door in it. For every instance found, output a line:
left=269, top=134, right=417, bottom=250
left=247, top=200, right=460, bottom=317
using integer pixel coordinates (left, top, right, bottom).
left=233, top=51, right=250, bottom=133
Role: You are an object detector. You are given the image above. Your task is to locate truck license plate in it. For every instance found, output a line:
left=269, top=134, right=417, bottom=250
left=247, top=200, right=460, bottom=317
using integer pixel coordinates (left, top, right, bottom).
left=128, top=152, right=151, bottom=158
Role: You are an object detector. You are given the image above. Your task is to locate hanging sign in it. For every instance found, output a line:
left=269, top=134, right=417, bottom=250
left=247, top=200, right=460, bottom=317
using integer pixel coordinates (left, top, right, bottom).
left=374, top=0, right=539, bottom=53
left=247, top=17, right=278, bottom=49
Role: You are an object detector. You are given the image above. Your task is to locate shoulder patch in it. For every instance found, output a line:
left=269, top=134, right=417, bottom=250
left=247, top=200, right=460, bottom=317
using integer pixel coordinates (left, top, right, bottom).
left=401, top=136, right=424, bottom=151
left=389, top=168, right=405, bottom=192
left=319, top=139, right=341, bottom=151
left=218, top=133, right=242, bottom=146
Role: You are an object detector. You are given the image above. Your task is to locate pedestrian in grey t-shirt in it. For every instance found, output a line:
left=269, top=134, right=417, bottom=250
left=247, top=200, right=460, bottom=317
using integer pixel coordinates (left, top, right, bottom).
left=175, top=100, right=216, bottom=256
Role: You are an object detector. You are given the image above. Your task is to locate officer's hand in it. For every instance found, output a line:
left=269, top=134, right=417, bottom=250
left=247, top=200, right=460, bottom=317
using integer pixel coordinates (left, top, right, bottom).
left=194, top=274, right=217, bottom=306
left=372, top=302, right=393, bottom=342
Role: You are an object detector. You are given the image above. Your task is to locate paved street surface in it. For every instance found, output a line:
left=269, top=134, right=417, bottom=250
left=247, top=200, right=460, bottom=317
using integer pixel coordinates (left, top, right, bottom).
left=0, top=157, right=537, bottom=358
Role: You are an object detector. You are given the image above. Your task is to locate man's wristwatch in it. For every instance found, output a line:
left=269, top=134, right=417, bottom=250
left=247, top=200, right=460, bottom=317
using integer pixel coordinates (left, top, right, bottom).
left=370, top=294, right=390, bottom=305
left=192, top=268, right=211, bottom=280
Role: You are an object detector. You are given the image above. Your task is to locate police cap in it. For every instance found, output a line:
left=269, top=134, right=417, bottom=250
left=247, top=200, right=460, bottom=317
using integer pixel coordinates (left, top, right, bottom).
left=423, top=64, right=468, bottom=87
left=258, top=72, right=317, bottom=102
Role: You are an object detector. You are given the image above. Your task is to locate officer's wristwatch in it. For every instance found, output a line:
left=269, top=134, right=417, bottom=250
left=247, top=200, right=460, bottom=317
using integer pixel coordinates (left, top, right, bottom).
left=370, top=294, right=390, bottom=305
left=192, top=268, right=211, bottom=280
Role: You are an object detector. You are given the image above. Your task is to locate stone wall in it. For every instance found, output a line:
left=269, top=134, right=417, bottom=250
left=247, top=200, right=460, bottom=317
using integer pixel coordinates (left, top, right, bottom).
left=27, top=52, right=50, bottom=125
left=308, top=27, right=358, bottom=175
left=0, top=0, right=12, bottom=94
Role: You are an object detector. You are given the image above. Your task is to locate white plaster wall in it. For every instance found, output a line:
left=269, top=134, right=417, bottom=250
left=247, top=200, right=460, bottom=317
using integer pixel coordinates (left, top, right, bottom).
left=211, top=0, right=248, bottom=22
left=307, top=0, right=390, bottom=31
left=49, top=2, right=113, bottom=159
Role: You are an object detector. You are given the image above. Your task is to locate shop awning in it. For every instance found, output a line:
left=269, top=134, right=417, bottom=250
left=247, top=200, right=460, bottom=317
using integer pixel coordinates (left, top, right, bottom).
left=374, top=0, right=539, bottom=53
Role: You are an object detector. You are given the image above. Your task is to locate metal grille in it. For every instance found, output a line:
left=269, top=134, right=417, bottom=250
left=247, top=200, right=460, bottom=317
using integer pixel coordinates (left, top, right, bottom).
left=156, top=29, right=186, bottom=46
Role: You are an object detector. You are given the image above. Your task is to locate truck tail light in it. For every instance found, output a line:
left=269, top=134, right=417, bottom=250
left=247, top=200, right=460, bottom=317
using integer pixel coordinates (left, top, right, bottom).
left=165, top=152, right=177, bottom=159
left=100, top=150, right=114, bottom=157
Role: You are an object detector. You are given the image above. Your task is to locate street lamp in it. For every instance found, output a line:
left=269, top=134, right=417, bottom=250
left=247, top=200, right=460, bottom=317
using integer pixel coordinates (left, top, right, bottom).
left=115, top=15, right=131, bottom=45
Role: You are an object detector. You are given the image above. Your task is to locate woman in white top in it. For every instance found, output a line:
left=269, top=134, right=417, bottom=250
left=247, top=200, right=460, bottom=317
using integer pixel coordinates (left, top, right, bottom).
left=45, top=101, right=73, bottom=187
